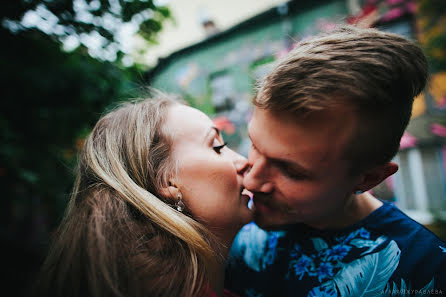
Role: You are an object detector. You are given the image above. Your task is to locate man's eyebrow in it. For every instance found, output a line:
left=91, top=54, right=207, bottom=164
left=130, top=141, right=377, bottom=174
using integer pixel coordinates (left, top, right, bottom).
left=247, top=128, right=254, bottom=145
left=247, top=129, right=313, bottom=176
left=270, top=157, right=313, bottom=176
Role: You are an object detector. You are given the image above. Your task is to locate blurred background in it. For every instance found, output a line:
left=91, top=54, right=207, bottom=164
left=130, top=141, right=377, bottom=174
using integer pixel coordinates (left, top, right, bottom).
left=1, top=0, right=445, bottom=296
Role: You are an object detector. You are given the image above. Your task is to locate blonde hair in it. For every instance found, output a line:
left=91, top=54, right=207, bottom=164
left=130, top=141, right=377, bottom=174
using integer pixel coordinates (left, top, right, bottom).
left=37, top=95, right=220, bottom=297
left=255, top=25, right=428, bottom=173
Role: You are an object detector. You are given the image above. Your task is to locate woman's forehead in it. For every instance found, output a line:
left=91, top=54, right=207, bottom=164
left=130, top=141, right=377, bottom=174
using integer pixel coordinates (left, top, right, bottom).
left=167, top=104, right=213, bottom=140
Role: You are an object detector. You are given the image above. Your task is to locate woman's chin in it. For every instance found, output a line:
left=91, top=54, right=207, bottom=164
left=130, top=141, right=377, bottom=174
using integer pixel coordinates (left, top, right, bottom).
left=238, top=194, right=255, bottom=226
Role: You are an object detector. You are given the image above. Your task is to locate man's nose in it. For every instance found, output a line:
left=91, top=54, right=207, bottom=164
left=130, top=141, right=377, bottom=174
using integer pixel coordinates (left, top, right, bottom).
left=243, top=158, right=274, bottom=193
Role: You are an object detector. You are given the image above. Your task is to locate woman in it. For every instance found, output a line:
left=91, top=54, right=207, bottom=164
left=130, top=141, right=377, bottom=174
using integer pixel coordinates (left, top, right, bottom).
left=36, top=93, right=253, bottom=297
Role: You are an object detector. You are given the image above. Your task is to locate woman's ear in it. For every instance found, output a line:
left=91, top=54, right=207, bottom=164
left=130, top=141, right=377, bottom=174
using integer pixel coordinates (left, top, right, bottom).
left=159, top=181, right=179, bottom=200
left=354, top=162, right=398, bottom=192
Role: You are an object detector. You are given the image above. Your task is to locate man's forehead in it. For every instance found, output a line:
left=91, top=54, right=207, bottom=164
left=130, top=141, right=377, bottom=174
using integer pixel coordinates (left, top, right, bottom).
left=249, top=106, right=355, bottom=168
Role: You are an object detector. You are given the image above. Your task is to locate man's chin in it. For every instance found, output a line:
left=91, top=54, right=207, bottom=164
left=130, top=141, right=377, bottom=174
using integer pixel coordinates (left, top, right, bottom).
left=253, top=213, right=284, bottom=231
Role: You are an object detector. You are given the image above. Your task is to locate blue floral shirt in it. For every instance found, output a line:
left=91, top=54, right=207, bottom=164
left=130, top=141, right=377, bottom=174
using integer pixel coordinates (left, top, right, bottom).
left=225, top=201, right=446, bottom=297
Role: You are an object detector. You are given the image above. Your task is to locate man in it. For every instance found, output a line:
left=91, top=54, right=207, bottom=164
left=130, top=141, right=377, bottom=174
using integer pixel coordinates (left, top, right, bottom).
left=225, top=26, right=446, bottom=297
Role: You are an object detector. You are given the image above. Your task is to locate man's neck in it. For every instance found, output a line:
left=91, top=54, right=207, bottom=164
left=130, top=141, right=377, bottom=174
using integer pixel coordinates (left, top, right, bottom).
left=307, top=192, right=383, bottom=230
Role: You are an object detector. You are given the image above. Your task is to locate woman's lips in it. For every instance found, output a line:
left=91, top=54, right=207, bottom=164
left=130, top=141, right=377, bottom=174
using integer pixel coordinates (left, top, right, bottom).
left=241, top=189, right=254, bottom=209
left=241, top=188, right=253, bottom=198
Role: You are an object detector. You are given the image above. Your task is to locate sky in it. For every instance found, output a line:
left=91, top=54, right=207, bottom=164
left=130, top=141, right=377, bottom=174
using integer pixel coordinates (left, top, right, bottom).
left=139, top=0, right=289, bottom=66
left=6, top=0, right=288, bottom=66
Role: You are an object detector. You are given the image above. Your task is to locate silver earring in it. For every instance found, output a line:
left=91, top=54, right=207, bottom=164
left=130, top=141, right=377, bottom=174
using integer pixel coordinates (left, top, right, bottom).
left=175, top=192, right=185, bottom=212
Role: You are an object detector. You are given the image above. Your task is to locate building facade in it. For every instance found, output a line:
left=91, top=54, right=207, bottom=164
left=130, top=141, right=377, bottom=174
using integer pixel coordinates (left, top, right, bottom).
left=147, top=0, right=446, bottom=223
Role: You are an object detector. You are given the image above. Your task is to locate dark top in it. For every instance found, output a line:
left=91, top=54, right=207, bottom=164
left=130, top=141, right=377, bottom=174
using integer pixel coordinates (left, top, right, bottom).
left=225, top=201, right=446, bottom=297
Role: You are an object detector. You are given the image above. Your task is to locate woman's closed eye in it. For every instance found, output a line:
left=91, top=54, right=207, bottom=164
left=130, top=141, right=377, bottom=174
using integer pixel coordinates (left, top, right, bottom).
left=213, top=141, right=227, bottom=154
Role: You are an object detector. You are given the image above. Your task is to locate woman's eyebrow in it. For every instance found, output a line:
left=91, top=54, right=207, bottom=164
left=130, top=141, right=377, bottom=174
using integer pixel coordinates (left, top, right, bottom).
left=204, top=126, right=221, bottom=143
left=213, top=127, right=221, bottom=136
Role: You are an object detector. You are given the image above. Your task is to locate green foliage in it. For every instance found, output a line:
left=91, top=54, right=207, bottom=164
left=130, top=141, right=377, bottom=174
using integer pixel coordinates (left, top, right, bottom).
left=0, top=26, right=142, bottom=233
left=417, top=0, right=446, bottom=72
left=1, top=0, right=171, bottom=62
left=0, top=2, right=170, bottom=295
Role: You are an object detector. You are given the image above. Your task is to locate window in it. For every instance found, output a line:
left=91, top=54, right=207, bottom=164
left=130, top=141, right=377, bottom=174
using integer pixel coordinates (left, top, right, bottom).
left=209, top=71, right=234, bottom=112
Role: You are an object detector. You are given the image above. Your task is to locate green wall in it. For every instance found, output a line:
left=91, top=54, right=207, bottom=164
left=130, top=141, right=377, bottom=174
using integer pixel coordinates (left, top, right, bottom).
left=150, top=0, right=347, bottom=112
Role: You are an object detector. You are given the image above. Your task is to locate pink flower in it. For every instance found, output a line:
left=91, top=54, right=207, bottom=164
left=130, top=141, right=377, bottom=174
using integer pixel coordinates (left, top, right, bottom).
left=407, top=2, right=416, bottom=13
left=400, top=131, right=417, bottom=149
left=431, top=123, right=446, bottom=138
left=382, top=7, right=404, bottom=22
left=386, top=0, right=405, bottom=5
left=213, top=116, right=236, bottom=135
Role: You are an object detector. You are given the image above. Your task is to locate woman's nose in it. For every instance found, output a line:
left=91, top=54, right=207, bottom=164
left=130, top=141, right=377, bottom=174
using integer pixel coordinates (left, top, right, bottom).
left=233, top=153, right=249, bottom=175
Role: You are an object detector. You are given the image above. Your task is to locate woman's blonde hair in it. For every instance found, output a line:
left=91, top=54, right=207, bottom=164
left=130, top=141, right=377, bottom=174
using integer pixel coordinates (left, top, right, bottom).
left=37, top=94, right=220, bottom=297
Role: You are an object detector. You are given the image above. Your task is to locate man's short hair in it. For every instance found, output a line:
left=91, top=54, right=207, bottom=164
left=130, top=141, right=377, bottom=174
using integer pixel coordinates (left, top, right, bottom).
left=255, top=25, right=428, bottom=173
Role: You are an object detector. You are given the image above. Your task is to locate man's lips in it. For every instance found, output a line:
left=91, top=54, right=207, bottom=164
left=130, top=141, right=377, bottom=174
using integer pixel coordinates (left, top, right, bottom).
left=254, top=201, right=270, bottom=213
left=253, top=198, right=275, bottom=214
left=252, top=192, right=291, bottom=214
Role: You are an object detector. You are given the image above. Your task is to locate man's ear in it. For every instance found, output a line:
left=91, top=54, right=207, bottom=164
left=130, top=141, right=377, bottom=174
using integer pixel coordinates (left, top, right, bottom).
left=354, top=162, right=398, bottom=192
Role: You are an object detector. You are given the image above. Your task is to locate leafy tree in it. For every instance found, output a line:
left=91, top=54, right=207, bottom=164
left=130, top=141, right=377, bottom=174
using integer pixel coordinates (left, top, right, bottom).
left=2, top=0, right=171, bottom=62
left=0, top=1, right=171, bottom=296
left=416, top=0, right=446, bottom=72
